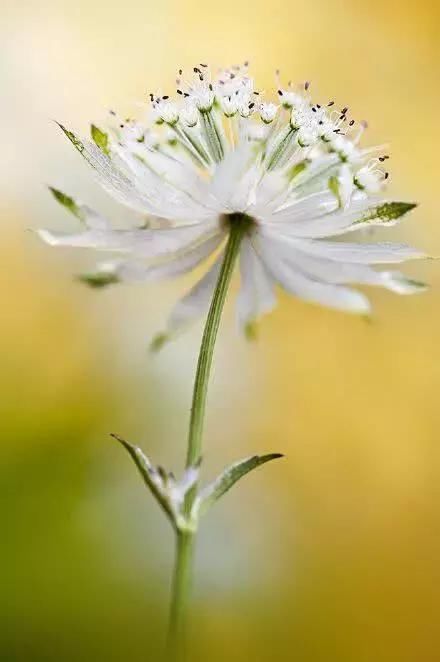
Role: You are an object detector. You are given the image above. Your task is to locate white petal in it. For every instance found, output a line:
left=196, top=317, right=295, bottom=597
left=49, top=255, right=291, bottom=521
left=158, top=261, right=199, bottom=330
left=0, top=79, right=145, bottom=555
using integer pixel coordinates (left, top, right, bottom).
left=237, top=239, right=276, bottom=326
left=262, top=197, right=417, bottom=239
left=78, top=140, right=159, bottom=214
left=112, top=143, right=217, bottom=221
left=259, top=233, right=425, bottom=294
left=251, top=170, right=289, bottom=214
left=81, top=205, right=110, bottom=230
left=99, top=232, right=224, bottom=283
left=210, top=142, right=259, bottom=212
left=336, top=163, right=354, bottom=209
left=37, top=221, right=219, bottom=257
left=380, top=271, right=427, bottom=294
left=289, top=153, right=341, bottom=196
left=257, top=240, right=371, bottom=314
left=167, top=255, right=223, bottom=332
left=291, top=238, right=425, bottom=264
left=268, top=190, right=339, bottom=222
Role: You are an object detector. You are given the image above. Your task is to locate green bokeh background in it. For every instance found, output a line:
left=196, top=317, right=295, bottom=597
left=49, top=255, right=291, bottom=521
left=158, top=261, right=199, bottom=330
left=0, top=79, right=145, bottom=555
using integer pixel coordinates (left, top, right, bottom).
left=2, top=0, right=440, bottom=659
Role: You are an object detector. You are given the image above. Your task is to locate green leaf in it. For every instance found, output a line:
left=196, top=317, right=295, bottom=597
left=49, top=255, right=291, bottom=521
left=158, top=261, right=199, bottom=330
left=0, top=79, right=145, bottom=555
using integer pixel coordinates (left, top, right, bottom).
left=354, top=201, right=417, bottom=226
left=91, top=124, right=110, bottom=155
left=110, top=433, right=176, bottom=526
left=49, top=187, right=85, bottom=221
left=195, top=453, right=284, bottom=518
left=77, top=272, right=120, bottom=288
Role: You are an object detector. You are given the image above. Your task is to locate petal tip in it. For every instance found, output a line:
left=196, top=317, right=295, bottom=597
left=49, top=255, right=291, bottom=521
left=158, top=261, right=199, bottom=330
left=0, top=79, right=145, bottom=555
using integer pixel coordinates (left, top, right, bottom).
left=36, top=229, right=58, bottom=246
left=150, top=332, right=170, bottom=353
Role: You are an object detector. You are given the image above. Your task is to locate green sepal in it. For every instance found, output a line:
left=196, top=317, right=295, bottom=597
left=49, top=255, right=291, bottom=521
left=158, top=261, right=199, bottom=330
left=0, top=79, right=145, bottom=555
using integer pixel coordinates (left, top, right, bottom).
left=91, top=124, right=110, bottom=155
left=194, top=453, right=284, bottom=518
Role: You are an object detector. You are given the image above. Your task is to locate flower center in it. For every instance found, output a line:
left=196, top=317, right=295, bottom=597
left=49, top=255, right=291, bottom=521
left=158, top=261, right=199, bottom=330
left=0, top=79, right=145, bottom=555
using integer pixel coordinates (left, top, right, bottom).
left=221, top=212, right=256, bottom=233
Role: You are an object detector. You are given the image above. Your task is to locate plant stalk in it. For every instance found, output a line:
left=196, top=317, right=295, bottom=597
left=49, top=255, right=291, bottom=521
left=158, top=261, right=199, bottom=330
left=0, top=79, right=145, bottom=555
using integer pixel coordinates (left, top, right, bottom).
left=166, top=215, right=248, bottom=660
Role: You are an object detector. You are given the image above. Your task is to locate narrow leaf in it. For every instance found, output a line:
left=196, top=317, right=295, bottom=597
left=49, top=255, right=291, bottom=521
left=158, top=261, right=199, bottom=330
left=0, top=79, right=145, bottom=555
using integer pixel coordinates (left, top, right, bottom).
left=195, top=453, right=284, bottom=517
left=110, top=433, right=176, bottom=526
left=91, top=124, right=110, bottom=155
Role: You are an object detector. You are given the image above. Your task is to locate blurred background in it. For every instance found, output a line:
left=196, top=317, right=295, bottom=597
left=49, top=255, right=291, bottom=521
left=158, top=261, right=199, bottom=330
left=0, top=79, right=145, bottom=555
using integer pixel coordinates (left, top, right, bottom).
left=2, top=0, right=440, bottom=660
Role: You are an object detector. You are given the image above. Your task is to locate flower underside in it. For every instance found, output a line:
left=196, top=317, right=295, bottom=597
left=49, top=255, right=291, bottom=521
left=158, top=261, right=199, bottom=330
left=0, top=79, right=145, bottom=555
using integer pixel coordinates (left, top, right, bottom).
left=39, top=62, right=426, bottom=342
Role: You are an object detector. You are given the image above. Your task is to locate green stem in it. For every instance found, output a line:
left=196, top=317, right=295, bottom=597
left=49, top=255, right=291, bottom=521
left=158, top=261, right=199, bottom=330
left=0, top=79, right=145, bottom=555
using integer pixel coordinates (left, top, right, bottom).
left=166, top=215, right=248, bottom=660
left=186, top=219, right=246, bottom=468
left=167, top=530, right=194, bottom=661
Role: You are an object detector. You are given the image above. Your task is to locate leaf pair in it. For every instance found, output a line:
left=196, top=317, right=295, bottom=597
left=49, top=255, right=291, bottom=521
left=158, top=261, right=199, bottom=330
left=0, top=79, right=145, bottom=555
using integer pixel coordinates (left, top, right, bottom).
left=112, top=433, right=283, bottom=532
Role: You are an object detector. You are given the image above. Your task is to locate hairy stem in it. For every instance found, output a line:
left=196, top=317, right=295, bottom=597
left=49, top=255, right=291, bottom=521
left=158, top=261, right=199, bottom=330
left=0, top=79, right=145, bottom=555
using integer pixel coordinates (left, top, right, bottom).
left=167, top=215, right=248, bottom=660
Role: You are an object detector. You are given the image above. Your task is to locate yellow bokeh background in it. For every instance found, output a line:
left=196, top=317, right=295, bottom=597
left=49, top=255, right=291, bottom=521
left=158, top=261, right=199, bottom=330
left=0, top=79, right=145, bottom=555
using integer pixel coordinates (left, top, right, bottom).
left=2, top=0, right=440, bottom=660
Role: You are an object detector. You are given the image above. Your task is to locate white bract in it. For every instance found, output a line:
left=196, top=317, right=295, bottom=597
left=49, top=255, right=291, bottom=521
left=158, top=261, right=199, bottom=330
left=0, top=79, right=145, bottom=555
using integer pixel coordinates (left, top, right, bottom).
left=39, top=63, right=426, bottom=340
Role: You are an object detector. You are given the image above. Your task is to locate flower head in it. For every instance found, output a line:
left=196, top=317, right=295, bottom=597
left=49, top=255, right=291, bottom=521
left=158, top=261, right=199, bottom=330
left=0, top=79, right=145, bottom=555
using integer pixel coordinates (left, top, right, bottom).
left=39, top=63, right=426, bottom=341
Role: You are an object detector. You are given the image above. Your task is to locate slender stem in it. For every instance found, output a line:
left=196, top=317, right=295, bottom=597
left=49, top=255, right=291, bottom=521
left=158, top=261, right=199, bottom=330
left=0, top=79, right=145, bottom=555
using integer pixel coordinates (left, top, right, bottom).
left=167, top=530, right=194, bottom=661
left=186, top=217, right=248, bottom=468
left=166, top=215, right=249, bottom=660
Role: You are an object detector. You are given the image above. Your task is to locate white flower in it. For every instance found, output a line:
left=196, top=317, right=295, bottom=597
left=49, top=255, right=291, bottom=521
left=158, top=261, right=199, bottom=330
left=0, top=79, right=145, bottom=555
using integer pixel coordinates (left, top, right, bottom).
left=259, top=102, right=278, bottom=124
left=39, top=63, right=426, bottom=340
